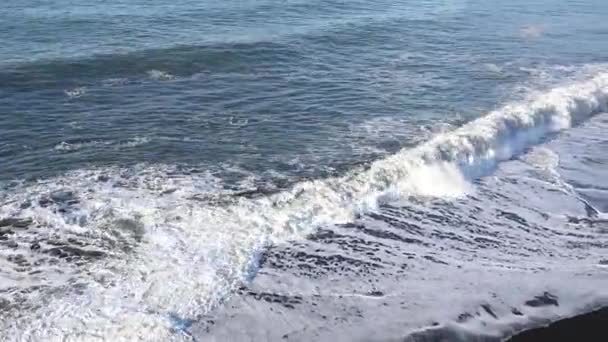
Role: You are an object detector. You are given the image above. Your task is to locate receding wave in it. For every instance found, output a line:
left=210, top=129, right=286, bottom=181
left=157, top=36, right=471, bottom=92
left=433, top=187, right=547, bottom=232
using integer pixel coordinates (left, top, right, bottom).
left=1, top=71, right=607, bottom=340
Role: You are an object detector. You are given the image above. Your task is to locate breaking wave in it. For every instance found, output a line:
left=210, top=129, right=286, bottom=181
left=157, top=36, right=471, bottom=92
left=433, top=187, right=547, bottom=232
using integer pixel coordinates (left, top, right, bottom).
left=1, top=71, right=608, bottom=340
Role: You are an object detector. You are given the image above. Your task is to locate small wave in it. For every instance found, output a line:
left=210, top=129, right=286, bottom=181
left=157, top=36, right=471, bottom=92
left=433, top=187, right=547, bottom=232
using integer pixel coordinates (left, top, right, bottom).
left=481, top=62, right=507, bottom=76
left=53, top=140, right=111, bottom=151
left=146, top=69, right=175, bottom=81
left=64, top=86, right=87, bottom=98
left=53, top=137, right=149, bottom=152
left=117, top=136, right=151, bottom=148
left=100, top=77, right=131, bottom=87
left=228, top=116, right=249, bottom=127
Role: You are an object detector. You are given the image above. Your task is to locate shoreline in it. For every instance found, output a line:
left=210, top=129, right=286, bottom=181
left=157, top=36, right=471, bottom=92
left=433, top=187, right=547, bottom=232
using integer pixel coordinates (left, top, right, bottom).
left=506, top=307, right=608, bottom=342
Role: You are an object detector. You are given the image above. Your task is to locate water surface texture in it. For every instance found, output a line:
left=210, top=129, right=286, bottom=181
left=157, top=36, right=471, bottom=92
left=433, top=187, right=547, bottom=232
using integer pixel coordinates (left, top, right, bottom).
left=1, top=0, right=607, bottom=341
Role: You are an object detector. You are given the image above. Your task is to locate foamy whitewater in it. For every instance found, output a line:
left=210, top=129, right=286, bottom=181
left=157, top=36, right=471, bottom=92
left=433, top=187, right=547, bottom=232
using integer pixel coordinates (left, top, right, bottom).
left=1, top=69, right=607, bottom=341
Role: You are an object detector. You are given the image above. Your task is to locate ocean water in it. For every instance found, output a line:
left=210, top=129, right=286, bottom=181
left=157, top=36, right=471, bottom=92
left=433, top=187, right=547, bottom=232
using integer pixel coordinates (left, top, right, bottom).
left=1, top=0, right=607, bottom=341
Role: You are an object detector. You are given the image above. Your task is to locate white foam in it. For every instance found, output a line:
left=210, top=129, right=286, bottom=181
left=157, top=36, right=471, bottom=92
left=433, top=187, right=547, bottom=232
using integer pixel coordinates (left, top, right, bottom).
left=118, top=136, right=151, bottom=148
left=403, top=271, right=608, bottom=341
left=146, top=70, right=175, bottom=81
left=52, top=137, right=151, bottom=152
left=64, top=87, right=87, bottom=98
left=2, top=70, right=608, bottom=340
left=54, top=140, right=112, bottom=151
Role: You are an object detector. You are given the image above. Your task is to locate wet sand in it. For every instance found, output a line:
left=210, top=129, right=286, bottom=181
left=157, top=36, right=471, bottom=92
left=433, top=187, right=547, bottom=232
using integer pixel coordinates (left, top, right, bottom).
left=507, top=307, right=607, bottom=342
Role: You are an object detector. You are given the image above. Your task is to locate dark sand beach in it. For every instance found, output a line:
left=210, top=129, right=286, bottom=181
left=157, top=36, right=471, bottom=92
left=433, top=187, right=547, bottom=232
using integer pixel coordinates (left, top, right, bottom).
left=507, top=308, right=608, bottom=342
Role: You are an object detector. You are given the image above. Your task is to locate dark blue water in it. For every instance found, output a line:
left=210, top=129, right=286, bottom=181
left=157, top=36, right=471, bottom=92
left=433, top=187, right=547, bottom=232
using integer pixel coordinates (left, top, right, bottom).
left=1, top=1, right=607, bottom=341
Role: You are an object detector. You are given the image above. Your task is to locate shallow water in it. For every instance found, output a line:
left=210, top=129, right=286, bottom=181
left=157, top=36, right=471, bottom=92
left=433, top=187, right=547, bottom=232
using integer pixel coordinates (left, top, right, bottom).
left=1, top=0, right=607, bottom=341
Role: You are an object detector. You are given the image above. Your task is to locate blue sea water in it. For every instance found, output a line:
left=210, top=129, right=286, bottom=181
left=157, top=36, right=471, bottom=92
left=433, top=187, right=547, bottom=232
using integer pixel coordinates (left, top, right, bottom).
left=0, top=1, right=607, bottom=341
